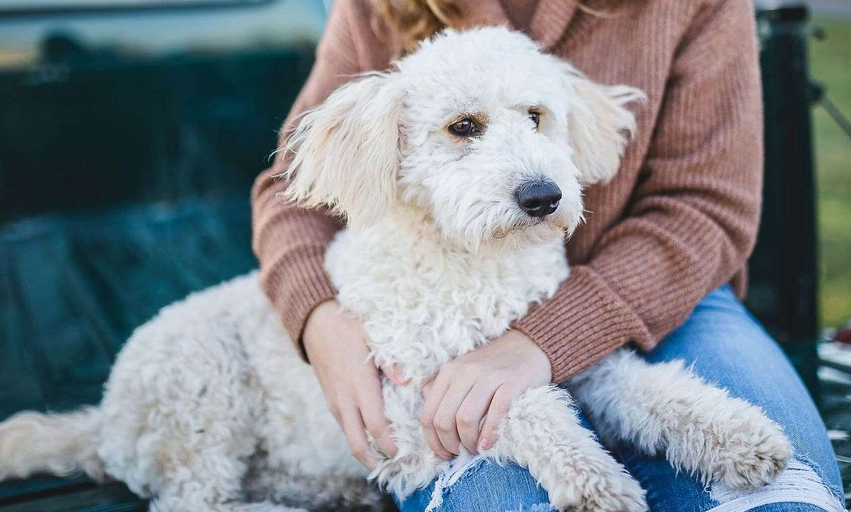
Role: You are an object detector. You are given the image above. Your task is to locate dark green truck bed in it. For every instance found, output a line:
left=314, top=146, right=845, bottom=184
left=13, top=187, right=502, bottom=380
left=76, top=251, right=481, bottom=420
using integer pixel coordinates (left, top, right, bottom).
left=0, top=1, right=847, bottom=510
left=1, top=1, right=322, bottom=509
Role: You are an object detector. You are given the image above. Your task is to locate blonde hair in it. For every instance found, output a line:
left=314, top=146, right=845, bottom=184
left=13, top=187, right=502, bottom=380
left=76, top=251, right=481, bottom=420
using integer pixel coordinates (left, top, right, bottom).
left=371, top=0, right=460, bottom=56
left=371, top=0, right=623, bottom=57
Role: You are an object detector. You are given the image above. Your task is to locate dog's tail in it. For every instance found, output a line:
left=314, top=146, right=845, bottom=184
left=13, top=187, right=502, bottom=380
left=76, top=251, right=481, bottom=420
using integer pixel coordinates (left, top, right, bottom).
left=0, top=406, right=105, bottom=482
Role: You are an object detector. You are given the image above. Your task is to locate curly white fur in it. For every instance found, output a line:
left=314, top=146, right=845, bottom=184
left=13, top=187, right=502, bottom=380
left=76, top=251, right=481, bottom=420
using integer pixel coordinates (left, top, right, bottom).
left=0, top=28, right=791, bottom=512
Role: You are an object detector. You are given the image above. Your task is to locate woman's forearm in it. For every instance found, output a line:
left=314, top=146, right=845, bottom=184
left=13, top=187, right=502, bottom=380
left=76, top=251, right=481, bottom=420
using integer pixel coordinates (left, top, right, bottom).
left=251, top=0, right=372, bottom=348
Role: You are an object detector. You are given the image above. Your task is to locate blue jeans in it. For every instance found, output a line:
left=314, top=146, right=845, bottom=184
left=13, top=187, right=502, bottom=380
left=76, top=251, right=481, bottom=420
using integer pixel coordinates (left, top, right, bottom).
left=393, top=285, right=845, bottom=512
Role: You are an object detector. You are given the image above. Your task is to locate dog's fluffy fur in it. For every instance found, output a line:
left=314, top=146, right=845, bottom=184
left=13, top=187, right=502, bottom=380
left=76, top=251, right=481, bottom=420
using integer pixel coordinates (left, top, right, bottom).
left=0, top=28, right=792, bottom=512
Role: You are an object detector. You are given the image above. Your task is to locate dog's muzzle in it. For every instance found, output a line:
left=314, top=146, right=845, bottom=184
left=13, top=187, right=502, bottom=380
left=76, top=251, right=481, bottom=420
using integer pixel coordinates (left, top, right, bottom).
left=515, top=180, right=561, bottom=219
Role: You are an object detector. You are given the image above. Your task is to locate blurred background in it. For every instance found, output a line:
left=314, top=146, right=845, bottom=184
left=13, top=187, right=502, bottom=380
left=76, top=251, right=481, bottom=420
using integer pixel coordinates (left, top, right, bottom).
left=810, top=1, right=851, bottom=332
left=0, top=0, right=849, bottom=511
left=807, top=3, right=851, bottom=508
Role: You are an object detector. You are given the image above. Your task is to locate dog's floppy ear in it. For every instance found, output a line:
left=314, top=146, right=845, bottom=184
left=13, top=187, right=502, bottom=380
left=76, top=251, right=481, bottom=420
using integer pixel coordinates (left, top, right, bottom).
left=281, top=72, right=404, bottom=227
left=562, top=65, right=645, bottom=186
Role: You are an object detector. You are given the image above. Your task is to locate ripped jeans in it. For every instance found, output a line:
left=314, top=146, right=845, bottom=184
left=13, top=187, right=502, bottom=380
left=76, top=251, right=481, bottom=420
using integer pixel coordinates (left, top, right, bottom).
left=392, top=285, right=846, bottom=512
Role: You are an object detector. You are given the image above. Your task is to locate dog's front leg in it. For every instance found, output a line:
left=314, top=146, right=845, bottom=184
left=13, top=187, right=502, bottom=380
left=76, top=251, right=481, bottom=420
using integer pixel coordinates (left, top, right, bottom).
left=570, top=349, right=792, bottom=490
left=487, top=386, right=647, bottom=512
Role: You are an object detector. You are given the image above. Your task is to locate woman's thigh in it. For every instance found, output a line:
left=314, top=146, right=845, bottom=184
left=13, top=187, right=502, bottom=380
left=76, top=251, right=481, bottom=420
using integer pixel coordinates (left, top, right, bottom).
left=394, top=285, right=845, bottom=512
left=614, top=284, right=844, bottom=512
left=394, top=457, right=553, bottom=512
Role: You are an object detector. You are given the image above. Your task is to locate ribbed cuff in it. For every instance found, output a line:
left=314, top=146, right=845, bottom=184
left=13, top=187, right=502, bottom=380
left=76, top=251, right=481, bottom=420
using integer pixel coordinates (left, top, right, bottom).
left=260, top=245, right=337, bottom=361
left=512, top=266, right=653, bottom=384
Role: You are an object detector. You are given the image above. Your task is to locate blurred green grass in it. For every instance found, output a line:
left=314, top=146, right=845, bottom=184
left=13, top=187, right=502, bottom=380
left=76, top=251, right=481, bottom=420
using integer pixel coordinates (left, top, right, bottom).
left=810, top=17, right=851, bottom=329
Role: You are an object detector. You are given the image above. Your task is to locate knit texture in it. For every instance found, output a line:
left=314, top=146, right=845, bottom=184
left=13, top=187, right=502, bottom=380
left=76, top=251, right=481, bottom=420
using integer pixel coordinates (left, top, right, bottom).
left=251, top=0, right=764, bottom=383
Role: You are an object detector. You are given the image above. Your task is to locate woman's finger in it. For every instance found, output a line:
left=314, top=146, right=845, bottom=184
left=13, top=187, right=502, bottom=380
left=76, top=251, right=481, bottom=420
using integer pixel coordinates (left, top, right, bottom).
left=420, top=373, right=454, bottom=460
left=340, top=408, right=382, bottom=469
left=422, top=379, right=433, bottom=397
left=432, top=379, right=475, bottom=455
left=456, top=382, right=499, bottom=454
left=358, top=380, right=398, bottom=458
left=477, top=385, right=514, bottom=451
left=381, top=363, right=410, bottom=386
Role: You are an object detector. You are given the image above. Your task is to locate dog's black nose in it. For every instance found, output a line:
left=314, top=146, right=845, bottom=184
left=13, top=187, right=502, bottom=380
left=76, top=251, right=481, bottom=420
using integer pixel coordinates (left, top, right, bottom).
left=515, top=181, right=562, bottom=218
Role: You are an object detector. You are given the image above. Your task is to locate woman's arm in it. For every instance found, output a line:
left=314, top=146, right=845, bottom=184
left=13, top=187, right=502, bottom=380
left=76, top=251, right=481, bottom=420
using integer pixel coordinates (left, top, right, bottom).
left=421, top=0, right=765, bottom=455
left=514, top=0, right=764, bottom=383
left=251, top=1, right=360, bottom=345
left=251, top=0, right=399, bottom=468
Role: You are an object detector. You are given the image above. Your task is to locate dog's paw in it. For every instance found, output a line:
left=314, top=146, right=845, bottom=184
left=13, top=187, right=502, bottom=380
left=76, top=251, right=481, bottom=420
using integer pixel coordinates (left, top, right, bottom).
left=709, top=413, right=792, bottom=490
left=676, top=396, right=795, bottom=492
left=546, top=459, right=648, bottom=512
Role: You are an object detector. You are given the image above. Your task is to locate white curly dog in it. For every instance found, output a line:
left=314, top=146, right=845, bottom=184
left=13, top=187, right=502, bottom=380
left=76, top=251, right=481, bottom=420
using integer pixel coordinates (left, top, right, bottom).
left=0, top=28, right=792, bottom=512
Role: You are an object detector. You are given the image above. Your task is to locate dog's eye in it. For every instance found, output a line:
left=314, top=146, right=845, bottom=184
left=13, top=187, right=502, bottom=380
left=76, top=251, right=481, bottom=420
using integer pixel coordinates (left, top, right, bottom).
left=448, top=118, right=480, bottom=137
left=528, top=110, right=541, bottom=129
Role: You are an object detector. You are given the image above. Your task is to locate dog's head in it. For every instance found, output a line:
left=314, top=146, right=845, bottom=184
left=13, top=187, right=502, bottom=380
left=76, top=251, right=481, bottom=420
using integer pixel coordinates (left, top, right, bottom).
left=283, top=27, right=644, bottom=251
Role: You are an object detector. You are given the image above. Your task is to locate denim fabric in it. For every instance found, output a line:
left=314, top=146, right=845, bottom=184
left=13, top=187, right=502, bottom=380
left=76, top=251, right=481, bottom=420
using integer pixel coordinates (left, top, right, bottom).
left=393, top=285, right=845, bottom=512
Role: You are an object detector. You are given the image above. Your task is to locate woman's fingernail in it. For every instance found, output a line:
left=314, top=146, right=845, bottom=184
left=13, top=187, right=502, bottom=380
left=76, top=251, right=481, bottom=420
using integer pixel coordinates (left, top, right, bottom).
left=478, top=438, right=491, bottom=450
left=384, top=364, right=410, bottom=386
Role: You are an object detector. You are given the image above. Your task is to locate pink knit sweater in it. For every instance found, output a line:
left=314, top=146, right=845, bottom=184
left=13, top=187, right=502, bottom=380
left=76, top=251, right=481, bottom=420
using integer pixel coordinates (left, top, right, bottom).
left=251, top=0, right=764, bottom=383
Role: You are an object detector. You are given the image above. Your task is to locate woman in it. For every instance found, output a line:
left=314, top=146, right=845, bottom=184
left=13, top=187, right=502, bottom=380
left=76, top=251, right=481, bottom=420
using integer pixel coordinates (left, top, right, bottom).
left=251, top=1, right=845, bottom=511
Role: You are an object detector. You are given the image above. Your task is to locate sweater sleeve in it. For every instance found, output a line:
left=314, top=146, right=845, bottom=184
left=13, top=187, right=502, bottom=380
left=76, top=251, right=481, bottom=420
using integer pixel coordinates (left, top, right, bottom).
left=251, top=0, right=365, bottom=350
left=513, top=0, right=764, bottom=383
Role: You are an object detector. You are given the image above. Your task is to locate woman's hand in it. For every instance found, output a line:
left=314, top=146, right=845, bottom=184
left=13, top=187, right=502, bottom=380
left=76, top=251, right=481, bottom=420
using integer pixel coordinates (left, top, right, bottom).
left=303, top=300, right=397, bottom=469
left=419, top=330, right=551, bottom=459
